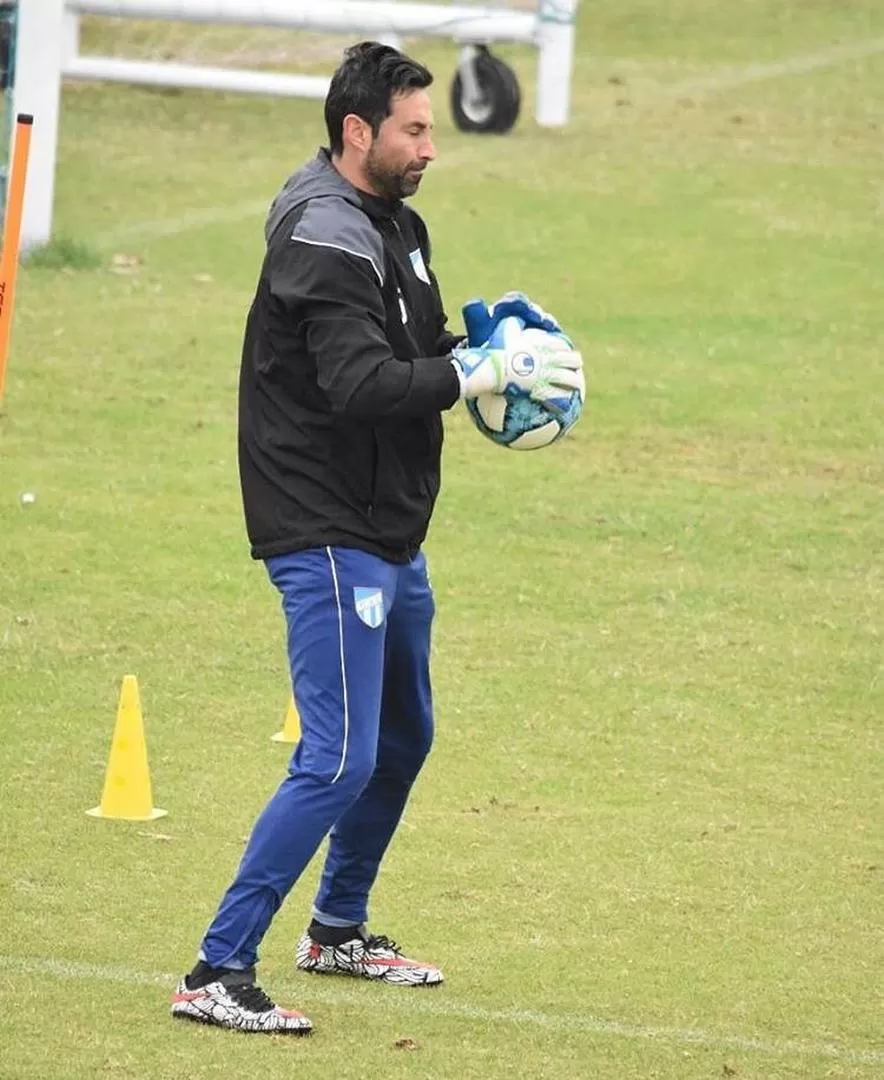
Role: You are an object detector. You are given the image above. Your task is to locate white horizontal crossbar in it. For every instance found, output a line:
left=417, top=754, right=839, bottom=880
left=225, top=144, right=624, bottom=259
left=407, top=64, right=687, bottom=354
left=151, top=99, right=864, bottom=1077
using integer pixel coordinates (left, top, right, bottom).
left=63, top=55, right=330, bottom=98
left=68, top=0, right=539, bottom=44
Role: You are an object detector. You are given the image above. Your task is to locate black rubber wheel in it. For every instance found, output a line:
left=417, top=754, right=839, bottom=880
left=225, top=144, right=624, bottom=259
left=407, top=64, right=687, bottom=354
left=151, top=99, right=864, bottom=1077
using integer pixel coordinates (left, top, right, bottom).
left=450, top=47, right=521, bottom=135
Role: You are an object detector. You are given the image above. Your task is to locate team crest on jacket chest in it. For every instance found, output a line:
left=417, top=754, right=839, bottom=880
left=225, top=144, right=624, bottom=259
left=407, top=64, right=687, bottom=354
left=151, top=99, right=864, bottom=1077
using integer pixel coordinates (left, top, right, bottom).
left=353, top=587, right=385, bottom=629
left=409, top=248, right=431, bottom=285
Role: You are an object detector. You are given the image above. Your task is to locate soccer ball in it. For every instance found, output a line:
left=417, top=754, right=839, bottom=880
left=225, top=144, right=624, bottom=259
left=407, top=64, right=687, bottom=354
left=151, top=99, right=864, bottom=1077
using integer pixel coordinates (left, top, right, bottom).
left=465, top=319, right=583, bottom=451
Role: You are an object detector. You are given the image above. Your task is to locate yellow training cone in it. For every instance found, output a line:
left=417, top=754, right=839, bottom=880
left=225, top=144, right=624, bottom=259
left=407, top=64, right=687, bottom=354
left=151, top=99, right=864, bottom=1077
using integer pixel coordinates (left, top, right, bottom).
left=271, top=696, right=301, bottom=743
left=86, top=675, right=166, bottom=821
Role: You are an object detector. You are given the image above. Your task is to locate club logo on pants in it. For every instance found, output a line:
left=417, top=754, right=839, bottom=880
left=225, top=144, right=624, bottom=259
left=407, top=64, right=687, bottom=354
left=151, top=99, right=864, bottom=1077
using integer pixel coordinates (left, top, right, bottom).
left=353, top=587, right=385, bottom=629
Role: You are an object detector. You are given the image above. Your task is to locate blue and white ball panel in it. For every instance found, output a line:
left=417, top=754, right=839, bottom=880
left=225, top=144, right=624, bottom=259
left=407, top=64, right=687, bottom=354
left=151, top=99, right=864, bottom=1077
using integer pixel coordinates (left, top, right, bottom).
left=471, top=393, right=562, bottom=450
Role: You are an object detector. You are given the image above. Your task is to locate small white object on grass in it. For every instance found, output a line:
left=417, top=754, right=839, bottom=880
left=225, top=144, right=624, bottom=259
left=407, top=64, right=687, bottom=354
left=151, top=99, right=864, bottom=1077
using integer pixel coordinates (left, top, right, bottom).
left=20, top=492, right=36, bottom=505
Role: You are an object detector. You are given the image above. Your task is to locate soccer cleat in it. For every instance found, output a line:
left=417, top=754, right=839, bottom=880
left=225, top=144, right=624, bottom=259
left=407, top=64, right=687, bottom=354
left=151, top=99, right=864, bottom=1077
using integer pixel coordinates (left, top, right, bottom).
left=296, top=927, right=443, bottom=986
left=170, top=963, right=312, bottom=1034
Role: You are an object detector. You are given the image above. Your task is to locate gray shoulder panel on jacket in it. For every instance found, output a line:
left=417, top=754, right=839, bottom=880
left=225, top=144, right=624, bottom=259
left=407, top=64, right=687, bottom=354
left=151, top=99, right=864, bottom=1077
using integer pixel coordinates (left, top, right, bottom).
left=291, top=196, right=385, bottom=286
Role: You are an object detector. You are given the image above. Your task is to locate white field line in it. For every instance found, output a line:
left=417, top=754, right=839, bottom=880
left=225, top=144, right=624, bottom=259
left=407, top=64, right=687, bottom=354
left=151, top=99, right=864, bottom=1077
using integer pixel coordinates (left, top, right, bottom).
left=94, top=147, right=473, bottom=248
left=96, top=198, right=271, bottom=247
left=1, top=954, right=882, bottom=1065
left=94, top=36, right=884, bottom=247
left=661, top=36, right=884, bottom=99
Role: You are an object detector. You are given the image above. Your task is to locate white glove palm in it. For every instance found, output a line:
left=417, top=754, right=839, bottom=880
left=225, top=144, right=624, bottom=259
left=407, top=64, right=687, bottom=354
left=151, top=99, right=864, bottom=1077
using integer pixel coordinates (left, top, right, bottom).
left=451, top=317, right=584, bottom=415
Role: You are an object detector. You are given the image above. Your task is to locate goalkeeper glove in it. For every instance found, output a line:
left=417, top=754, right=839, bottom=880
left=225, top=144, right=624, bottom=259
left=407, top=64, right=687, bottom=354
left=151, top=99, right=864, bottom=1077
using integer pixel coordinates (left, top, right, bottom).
left=450, top=318, right=584, bottom=415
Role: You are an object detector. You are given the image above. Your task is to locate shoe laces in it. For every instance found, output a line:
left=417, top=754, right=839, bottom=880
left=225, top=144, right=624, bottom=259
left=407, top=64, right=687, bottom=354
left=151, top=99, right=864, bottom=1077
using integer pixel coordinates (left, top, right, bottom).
left=228, top=981, right=277, bottom=1013
left=364, top=933, right=400, bottom=955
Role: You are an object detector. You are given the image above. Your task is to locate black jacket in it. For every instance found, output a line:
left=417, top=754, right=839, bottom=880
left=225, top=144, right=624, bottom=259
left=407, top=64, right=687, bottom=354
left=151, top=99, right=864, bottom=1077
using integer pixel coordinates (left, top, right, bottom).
left=238, top=149, right=462, bottom=563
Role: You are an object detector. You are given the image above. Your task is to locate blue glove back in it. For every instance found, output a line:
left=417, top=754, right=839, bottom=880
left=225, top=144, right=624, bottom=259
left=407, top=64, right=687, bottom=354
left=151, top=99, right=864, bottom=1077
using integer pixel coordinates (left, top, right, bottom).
left=462, top=298, right=497, bottom=347
left=461, top=292, right=562, bottom=347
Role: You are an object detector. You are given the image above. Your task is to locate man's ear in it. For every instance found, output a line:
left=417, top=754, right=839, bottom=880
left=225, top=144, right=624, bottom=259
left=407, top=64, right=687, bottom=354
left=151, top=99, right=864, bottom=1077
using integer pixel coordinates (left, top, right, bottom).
left=342, top=114, right=372, bottom=154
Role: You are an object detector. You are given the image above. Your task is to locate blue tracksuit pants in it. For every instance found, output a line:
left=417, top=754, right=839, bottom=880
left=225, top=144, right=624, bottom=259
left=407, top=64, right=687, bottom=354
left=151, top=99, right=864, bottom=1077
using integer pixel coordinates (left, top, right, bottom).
left=199, top=545, right=435, bottom=970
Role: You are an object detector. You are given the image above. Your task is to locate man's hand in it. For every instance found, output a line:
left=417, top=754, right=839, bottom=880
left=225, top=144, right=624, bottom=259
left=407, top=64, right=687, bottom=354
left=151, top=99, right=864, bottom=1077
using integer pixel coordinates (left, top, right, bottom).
left=462, top=291, right=562, bottom=347
left=451, top=317, right=584, bottom=415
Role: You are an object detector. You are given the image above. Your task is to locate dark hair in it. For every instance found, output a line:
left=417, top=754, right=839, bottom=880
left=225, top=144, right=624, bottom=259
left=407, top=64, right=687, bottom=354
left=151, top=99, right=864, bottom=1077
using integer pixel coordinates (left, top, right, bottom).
left=324, top=41, right=433, bottom=156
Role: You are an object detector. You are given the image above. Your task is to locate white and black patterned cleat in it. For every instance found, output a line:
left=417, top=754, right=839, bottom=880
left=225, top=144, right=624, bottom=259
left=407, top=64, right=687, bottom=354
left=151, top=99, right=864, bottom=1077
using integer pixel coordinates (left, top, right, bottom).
left=171, top=963, right=312, bottom=1034
left=296, top=927, right=443, bottom=986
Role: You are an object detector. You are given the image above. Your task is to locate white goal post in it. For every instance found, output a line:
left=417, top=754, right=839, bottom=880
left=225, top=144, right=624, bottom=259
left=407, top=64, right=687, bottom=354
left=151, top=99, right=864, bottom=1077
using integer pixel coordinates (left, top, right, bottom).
left=13, top=0, right=578, bottom=249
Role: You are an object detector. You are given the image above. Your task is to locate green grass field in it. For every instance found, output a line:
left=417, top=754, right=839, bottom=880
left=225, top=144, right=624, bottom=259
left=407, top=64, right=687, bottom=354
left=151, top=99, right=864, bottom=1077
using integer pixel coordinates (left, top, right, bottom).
left=1, top=3, right=882, bottom=1077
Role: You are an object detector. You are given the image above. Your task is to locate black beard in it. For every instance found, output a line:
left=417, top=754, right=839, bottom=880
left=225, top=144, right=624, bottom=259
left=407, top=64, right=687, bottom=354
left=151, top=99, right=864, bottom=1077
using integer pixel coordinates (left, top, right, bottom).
left=364, top=147, right=422, bottom=200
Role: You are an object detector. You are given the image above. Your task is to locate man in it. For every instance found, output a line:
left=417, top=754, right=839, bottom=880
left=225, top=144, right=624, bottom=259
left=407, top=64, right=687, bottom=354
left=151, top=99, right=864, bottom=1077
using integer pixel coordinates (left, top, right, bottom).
left=171, top=41, right=582, bottom=1035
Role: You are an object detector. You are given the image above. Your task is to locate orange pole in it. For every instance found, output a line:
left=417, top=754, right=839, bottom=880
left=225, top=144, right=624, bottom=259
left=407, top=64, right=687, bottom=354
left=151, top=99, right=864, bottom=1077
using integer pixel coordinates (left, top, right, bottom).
left=0, top=113, right=34, bottom=406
